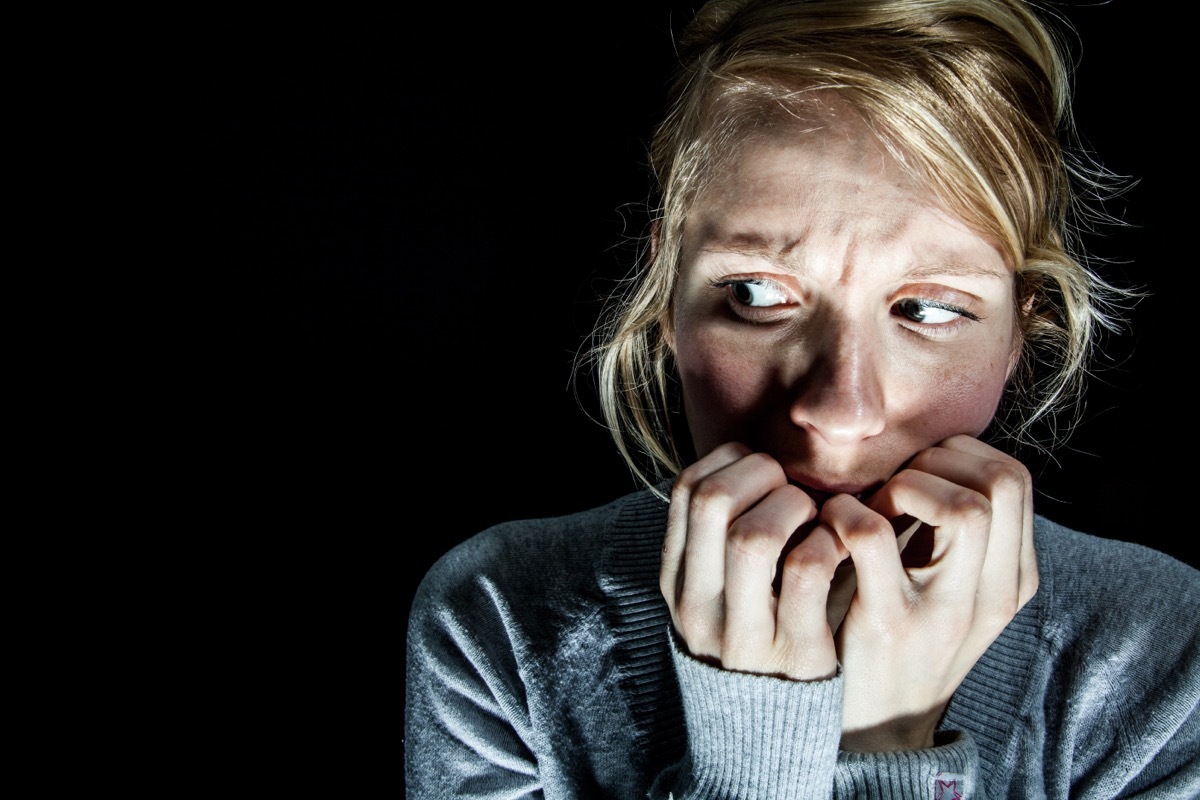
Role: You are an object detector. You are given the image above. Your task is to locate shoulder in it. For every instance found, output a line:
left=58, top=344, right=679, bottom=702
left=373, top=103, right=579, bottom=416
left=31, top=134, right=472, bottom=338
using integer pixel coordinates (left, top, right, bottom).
left=409, top=484, right=669, bottom=625
left=1033, top=513, right=1200, bottom=678
left=1035, top=515, right=1200, bottom=610
left=1027, top=520, right=1200, bottom=792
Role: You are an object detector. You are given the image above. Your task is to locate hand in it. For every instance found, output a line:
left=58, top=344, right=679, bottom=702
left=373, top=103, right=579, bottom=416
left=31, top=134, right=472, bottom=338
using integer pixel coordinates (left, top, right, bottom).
left=660, top=442, right=853, bottom=681
left=828, top=434, right=1039, bottom=751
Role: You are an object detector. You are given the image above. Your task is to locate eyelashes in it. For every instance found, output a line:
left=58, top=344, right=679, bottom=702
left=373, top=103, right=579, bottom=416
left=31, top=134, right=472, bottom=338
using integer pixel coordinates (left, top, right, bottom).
left=709, top=277, right=982, bottom=330
left=709, top=278, right=792, bottom=308
left=893, top=298, right=981, bottom=324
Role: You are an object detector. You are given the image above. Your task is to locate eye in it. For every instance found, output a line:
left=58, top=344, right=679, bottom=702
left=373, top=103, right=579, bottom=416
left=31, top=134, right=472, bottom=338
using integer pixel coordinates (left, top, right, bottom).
left=712, top=278, right=791, bottom=308
left=893, top=298, right=978, bottom=325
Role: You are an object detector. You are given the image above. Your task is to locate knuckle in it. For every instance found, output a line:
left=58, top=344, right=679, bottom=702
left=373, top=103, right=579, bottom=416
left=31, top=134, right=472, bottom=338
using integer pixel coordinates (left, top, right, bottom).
left=904, top=449, right=936, bottom=473
left=727, top=519, right=783, bottom=560
left=683, top=488, right=725, bottom=528
left=881, top=468, right=915, bottom=494
left=979, top=458, right=1029, bottom=496
left=671, top=465, right=704, bottom=501
left=946, top=485, right=992, bottom=524
left=781, top=550, right=834, bottom=594
left=688, top=473, right=736, bottom=512
left=840, top=510, right=894, bottom=545
left=822, top=493, right=859, bottom=514
left=745, top=450, right=785, bottom=477
left=676, top=452, right=788, bottom=518
left=717, top=441, right=753, bottom=460
left=781, top=482, right=819, bottom=513
left=674, top=594, right=720, bottom=635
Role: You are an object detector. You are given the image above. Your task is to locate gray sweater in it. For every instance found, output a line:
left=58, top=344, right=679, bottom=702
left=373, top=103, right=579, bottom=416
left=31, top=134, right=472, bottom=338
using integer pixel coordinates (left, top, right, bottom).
left=405, top=485, right=1200, bottom=798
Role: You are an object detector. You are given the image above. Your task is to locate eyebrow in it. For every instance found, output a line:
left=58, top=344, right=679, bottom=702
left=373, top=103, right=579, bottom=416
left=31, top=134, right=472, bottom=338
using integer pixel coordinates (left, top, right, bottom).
left=902, top=262, right=1010, bottom=281
left=697, top=235, right=1010, bottom=282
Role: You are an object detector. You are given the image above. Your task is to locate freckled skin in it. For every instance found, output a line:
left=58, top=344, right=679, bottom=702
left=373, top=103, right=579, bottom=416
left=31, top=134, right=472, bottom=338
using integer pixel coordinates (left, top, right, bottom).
left=671, top=117, right=1017, bottom=495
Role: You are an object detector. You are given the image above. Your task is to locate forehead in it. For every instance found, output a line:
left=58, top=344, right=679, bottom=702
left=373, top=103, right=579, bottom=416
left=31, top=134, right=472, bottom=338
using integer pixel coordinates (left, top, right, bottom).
left=685, top=117, right=1012, bottom=281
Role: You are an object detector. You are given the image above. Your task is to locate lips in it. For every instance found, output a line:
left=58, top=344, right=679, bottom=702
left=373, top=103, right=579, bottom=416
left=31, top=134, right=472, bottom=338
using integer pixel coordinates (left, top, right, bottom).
left=786, top=471, right=879, bottom=509
left=790, top=481, right=835, bottom=508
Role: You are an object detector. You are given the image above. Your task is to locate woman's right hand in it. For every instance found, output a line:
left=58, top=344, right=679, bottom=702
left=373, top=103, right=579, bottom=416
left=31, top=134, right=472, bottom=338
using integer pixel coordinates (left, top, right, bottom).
left=660, top=441, right=852, bottom=682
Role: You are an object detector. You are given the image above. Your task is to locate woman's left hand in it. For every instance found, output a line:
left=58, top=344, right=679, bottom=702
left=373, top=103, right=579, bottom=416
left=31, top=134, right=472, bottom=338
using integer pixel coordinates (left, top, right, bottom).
left=828, top=434, right=1039, bottom=751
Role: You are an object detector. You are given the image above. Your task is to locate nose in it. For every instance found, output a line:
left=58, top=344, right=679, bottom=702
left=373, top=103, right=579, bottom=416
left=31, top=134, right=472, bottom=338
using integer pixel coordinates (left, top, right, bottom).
left=787, top=317, right=886, bottom=445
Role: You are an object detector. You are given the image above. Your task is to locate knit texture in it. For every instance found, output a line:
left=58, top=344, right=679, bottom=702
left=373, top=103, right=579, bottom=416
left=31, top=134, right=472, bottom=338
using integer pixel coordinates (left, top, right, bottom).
left=405, top=485, right=1200, bottom=798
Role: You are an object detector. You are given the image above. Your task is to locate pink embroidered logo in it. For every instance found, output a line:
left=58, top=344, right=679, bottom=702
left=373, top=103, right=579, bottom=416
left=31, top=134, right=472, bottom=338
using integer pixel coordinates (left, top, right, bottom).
left=931, top=777, right=960, bottom=800
left=931, top=777, right=960, bottom=796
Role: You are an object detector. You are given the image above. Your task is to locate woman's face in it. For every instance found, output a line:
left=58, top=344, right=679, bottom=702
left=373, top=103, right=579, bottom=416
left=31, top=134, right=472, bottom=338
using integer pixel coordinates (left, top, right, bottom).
left=670, top=116, right=1019, bottom=504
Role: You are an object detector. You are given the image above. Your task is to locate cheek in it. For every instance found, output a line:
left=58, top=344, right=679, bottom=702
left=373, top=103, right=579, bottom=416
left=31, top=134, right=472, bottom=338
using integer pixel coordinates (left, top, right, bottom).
left=674, top=328, right=771, bottom=455
left=903, top=351, right=1010, bottom=440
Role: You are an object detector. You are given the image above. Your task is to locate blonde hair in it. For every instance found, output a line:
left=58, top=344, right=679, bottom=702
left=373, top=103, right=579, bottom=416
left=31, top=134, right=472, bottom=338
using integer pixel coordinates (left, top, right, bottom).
left=587, top=0, right=1138, bottom=494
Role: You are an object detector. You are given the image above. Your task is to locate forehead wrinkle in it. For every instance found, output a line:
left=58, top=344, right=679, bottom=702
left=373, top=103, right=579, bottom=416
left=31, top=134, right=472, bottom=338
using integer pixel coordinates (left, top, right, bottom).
left=695, top=206, right=912, bottom=280
left=692, top=218, right=811, bottom=269
left=696, top=236, right=794, bottom=264
left=690, top=185, right=1008, bottom=284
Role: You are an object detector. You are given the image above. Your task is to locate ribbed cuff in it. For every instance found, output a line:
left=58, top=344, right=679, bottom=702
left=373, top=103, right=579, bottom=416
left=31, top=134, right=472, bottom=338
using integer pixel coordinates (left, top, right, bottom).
left=669, top=632, right=841, bottom=800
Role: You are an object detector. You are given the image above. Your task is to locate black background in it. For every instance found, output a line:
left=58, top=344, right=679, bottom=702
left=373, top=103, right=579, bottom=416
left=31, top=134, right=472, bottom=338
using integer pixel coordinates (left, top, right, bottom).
left=206, top=0, right=1193, bottom=781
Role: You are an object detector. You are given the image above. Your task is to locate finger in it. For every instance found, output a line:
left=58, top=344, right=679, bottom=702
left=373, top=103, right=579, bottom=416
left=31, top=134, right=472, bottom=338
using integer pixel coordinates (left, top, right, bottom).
left=722, top=483, right=816, bottom=662
left=919, top=436, right=1038, bottom=610
left=677, top=452, right=789, bottom=617
left=936, top=436, right=1038, bottom=605
left=859, top=470, right=998, bottom=623
left=665, top=449, right=790, bottom=655
left=820, top=493, right=908, bottom=609
left=661, top=442, right=751, bottom=611
left=772, top=522, right=846, bottom=679
left=826, top=559, right=857, bottom=633
left=868, top=465, right=991, bottom=566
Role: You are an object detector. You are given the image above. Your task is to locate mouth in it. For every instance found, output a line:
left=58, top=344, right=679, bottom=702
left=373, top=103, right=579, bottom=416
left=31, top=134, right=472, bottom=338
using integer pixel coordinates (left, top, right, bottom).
left=790, top=482, right=835, bottom=509
left=786, top=474, right=879, bottom=510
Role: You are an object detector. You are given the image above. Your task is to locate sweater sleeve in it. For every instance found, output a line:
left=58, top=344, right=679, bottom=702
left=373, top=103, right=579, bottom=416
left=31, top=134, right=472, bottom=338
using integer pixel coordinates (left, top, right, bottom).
left=650, top=631, right=982, bottom=800
left=405, top=558, right=542, bottom=799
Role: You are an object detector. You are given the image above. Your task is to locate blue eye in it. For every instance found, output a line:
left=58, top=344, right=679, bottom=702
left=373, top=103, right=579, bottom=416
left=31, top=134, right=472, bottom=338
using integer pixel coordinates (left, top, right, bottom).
left=720, top=279, right=789, bottom=308
left=894, top=298, right=976, bottom=324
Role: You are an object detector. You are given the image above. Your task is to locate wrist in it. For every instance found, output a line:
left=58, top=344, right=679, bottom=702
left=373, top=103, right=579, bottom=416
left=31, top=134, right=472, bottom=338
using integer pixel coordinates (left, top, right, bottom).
left=840, top=709, right=942, bottom=752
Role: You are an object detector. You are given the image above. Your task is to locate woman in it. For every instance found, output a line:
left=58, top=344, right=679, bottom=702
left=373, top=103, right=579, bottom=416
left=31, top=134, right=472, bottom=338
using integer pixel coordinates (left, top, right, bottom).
left=406, top=0, right=1199, bottom=796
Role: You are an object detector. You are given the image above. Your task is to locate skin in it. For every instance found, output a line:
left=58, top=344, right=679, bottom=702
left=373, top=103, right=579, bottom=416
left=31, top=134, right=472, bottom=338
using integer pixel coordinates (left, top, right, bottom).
left=659, top=113, right=1040, bottom=752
